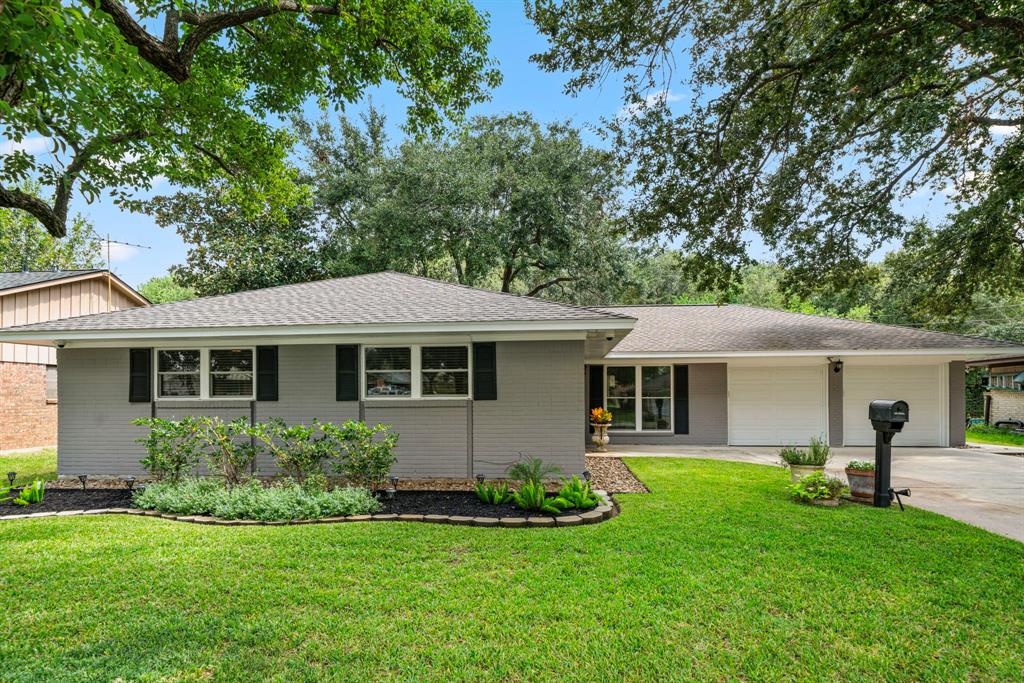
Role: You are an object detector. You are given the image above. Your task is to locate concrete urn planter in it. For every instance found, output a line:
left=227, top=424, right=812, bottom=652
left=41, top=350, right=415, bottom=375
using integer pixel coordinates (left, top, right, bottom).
left=590, top=423, right=610, bottom=453
left=789, top=464, right=825, bottom=482
left=845, top=468, right=875, bottom=499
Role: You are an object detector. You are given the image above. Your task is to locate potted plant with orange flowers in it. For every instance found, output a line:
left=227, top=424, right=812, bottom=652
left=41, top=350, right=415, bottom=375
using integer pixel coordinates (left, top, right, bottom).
left=590, top=407, right=613, bottom=452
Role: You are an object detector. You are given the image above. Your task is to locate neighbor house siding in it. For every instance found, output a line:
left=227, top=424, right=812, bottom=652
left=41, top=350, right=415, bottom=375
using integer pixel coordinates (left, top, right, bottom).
left=949, top=360, right=966, bottom=447
left=473, top=340, right=585, bottom=477
left=58, top=348, right=151, bottom=476
left=606, top=363, right=728, bottom=445
left=828, top=361, right=843, bottom=447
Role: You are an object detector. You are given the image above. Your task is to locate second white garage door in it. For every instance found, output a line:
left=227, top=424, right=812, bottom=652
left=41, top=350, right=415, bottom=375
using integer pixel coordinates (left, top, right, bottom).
left=728, top=366, right=828, bottom=445
left=842, top=365, right=946, bottom=446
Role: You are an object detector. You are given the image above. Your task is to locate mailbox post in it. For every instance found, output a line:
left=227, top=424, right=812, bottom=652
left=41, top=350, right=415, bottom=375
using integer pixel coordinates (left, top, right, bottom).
left=868, top=400, right=909, bottom=508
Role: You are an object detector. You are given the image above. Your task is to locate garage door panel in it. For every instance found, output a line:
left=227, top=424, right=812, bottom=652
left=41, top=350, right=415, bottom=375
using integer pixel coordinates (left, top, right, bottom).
left=843, top=365, right=944, bottom=446
left=729, top=366, right=827, bottom=446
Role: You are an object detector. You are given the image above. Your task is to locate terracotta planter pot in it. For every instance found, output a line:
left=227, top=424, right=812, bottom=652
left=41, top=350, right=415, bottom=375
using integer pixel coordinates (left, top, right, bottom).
left=789, top=464, right=824, bottom=482
left=845, top=468, right=875, bottom=499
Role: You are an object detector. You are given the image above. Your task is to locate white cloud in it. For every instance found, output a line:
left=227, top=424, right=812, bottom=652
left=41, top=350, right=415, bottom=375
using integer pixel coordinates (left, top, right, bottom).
left=99, top=240, right=140, bottom=263
left=991, top=124, right=1020, bottom=137
left=0, top=136, right=51, bottom=156
left=618, top=90, right=683, bottom=119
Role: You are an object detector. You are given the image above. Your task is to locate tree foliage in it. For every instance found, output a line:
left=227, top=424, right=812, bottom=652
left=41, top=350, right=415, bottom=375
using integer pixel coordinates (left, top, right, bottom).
left=528, top=0, right=1023, bottom=310
left=0, top=0, right=500, bottom=237
left=137, top=275, right=196, bottom=304
left=0, top=182, right=101, bottom=270
left=159, top=110, right=665, bottom=304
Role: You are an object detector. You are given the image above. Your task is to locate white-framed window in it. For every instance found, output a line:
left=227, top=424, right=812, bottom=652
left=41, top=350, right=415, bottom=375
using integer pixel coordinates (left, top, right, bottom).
left=155, top=348, right=255, bottom=400
left=605, top=365, right=673, bottom=431
left=363, top=344, right=470, bottom=399
left=45, top=364, right=58, bottom=403
left=990, top=373, right=1024, bottom=391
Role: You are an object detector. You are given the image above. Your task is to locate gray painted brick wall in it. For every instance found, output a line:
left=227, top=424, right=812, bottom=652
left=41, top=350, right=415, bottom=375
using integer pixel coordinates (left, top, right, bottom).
left=597, top=363, right=728, bottom=446
left=473, top=340, right=585, bottom=477
left=948, top=360, right=966, bottom=447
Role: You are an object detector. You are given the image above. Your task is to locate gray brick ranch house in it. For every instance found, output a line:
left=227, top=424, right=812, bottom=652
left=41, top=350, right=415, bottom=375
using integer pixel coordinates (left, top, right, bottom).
left=0, top=272, right=1020, bottom=478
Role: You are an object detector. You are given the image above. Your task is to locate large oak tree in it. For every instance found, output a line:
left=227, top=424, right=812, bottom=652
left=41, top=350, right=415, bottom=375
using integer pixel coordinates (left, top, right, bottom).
left=528, top=0, right=1022, bottom=312
left=0, top=0, right=499, bottom=237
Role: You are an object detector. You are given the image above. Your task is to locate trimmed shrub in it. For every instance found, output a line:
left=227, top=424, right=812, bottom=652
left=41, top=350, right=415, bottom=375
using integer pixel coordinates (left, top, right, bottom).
left=133, top=416, right=203, bottom=482
left=195, top=416, right=259, bottom=487
left=249, top=418, right=330, bottom=484
left=324, top=421, right=398, bottom=489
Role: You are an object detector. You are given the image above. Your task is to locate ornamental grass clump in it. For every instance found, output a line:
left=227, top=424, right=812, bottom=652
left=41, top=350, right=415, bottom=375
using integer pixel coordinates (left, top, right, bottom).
left=779, top=436, right=831, bottom=466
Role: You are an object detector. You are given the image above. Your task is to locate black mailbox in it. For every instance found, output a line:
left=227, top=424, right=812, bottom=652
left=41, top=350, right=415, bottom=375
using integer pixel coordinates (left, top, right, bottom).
left=869, top=400, right=909, bottom=433
left=868, top=399, right=911, bottom=509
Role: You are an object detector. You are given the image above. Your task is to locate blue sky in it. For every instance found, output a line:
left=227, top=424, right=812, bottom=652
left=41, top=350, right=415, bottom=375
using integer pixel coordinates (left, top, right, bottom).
left=33, top=1, right=952, bottom=287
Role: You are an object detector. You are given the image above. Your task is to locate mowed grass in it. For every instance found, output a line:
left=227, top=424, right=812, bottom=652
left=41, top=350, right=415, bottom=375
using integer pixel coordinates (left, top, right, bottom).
left=967, top=424, right=1024, bottom=447
left=0, top=447, right=57, bottom=485
left=1, top=458, right=1021, bottom=682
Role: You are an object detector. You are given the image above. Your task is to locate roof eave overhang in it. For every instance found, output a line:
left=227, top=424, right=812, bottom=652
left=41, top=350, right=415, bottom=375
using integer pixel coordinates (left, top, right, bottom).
left=0, top=317, right=636, bottom=346
left=599, top=347, right=1024, bottom=360
left=0, top=271, right=149, bottom=306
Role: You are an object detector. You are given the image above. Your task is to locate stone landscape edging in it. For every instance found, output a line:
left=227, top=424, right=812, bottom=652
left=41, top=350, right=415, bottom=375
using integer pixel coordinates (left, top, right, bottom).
left=0, top=491, right=620, bottom=528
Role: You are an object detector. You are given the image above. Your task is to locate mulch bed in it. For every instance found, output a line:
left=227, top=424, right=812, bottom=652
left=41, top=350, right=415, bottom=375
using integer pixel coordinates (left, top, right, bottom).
left=0, top=488, right=134, bottom=516
left=0, top=487, right=597, bottom=519
left=585, top=456, right=649, bottom=493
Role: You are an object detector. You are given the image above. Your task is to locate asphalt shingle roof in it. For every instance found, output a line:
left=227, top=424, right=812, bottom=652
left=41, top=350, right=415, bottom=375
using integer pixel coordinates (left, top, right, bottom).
left=0, top=270, right=103, bottom=292
left=600, top=305, right=1018, bottom=353
left=3, top=272, right=631, bottom=333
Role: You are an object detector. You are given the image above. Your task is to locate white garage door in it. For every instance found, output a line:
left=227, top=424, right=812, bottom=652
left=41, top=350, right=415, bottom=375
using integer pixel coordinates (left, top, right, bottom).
left=843, top=365, right=945, bottom=446
left=728, top=366, right=828, bottom=445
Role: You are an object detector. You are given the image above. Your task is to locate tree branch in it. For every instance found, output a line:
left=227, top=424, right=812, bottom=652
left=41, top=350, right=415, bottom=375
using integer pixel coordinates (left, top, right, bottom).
left=97, top=0, right=188, bottom=82
left=0, top=184, right=67, bottom=237
left=969, top=115, right=1023, bottom=127
left=526, top=276, right=575, bottom=297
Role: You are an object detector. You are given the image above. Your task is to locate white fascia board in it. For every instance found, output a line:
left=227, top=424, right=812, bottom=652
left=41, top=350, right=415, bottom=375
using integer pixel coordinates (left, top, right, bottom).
left=0, top=318, right=633, bottom=347
left=598, top=347, right=1024, bottom=361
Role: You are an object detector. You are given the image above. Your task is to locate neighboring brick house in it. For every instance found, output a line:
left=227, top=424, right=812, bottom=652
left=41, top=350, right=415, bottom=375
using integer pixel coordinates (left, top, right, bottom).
left=968, top=356, right=1024, bottom=427
left=0, top=271, right=148, bottom=451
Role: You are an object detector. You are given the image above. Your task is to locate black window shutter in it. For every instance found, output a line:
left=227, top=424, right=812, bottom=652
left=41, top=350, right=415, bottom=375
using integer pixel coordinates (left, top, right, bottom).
left=256, top=346, right=278, bottom=401
left=336, top=345, right=359, bottom=401
left=129, top=348, right=152, bottom=403
left=472, top=342, right=497, bottom=400
left=673, top=365, right=689, bottom=434
left=588, top=365, right=604, bottom=412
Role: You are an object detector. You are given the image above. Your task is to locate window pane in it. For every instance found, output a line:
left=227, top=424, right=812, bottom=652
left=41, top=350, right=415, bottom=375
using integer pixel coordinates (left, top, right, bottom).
left=46, top=365, right=58, bottom=401
left=606, top=398, right=636, bottom=429
left=606, top=367, right=635, bottom=397
left=422, top=370, right=469, bottom=396
left=642, top=366, right=671, bottom=397
left=211, top=374, right=253, bottom=397
left=159, top=374, right=199, bottom=397
left=422, top=346, right=468, bottom=370
left=158, top=350, right=200, bottom=373
left=642, top=398, right=671, bottom=430
left=366, top=371, right=412, bottom=396
left=210, top=349, right=253, bottom=372
left=366, top=347, right=411, bottom=371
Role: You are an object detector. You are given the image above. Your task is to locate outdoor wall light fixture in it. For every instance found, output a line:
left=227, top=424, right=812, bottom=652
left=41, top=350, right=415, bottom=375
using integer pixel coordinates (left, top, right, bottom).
left=828, top=357, right=843, bottom=373
left=78, top=474, right=88, bottom=490
left=6, top=472, right=15, bottom=487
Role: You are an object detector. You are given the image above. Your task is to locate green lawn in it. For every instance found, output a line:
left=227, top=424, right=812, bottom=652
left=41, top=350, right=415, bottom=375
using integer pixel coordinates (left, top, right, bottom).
left=0, top=448, right=57, bottom=486
left=967, top=424, right=1024, bottom=447
left=1, top=458, right=1021, bottom=682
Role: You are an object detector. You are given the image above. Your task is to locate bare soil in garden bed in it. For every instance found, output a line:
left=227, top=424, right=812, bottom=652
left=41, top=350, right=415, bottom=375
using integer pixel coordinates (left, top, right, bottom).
left=0, top=488, right=134, bottom=516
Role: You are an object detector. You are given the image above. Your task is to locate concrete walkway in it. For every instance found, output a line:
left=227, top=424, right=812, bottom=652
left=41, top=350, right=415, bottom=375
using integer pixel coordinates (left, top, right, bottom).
left=597, top=443, right=1024, bottom=542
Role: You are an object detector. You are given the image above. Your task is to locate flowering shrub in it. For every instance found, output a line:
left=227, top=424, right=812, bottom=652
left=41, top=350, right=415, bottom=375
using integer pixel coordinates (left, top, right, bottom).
left=590, top=407, right=613, bottom=424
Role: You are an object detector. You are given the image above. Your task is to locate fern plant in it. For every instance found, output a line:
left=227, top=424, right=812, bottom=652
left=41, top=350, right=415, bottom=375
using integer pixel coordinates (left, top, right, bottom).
left=512, top=480, right=561, bottom=514
left=506, top=456, right=561, bottom=485
left=475, top=481, right=514, bottom=505
left=552, top=475, right=599, bottom=510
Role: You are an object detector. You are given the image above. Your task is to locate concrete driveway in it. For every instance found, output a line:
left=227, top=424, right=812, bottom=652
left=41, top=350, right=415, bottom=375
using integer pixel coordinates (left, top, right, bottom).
left=599, top=443, right=1024, bottom=542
